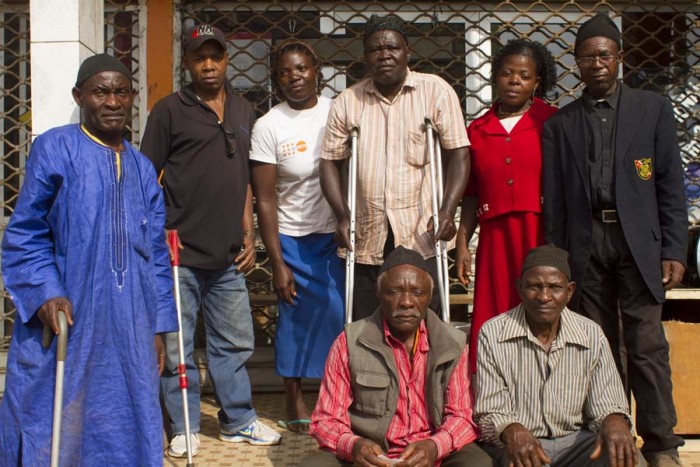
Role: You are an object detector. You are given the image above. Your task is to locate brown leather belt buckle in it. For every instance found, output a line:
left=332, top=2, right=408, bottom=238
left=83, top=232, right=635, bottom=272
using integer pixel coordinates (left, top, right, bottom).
left=601, top=209, right=619, bottom=223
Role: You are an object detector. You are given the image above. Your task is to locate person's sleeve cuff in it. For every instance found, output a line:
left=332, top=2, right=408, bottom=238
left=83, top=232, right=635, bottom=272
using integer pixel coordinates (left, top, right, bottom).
left=337, top=433, right=362, bottom=461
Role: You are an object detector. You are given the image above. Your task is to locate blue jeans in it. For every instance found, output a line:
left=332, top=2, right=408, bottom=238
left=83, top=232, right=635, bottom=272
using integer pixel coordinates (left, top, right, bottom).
left=161, top=263, right=257, bottom=435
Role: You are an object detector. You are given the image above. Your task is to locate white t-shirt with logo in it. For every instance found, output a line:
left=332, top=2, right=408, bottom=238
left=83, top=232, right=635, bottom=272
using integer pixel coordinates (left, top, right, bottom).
left=250, top=96, right=336, bottom=236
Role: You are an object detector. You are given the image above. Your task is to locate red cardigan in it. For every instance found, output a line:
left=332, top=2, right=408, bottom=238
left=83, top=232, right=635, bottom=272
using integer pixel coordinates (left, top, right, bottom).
left=465, top=98, right=558, bottom=222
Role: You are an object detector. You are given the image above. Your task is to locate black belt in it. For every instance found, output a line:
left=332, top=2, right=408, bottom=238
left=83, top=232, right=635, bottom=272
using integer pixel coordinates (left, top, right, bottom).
left=593, top=208, right=619, bottom=223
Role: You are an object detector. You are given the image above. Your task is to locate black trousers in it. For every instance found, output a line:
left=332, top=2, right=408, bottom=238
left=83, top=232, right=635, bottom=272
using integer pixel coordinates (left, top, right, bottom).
left=570, top=221, right=683, bottom=453
left=350, top=227, right=442, bottom=321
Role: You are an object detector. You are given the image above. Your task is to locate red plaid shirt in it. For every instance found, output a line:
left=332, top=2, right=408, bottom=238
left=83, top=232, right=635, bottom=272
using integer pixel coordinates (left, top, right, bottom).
left=309, top=319, right=478, bottom=465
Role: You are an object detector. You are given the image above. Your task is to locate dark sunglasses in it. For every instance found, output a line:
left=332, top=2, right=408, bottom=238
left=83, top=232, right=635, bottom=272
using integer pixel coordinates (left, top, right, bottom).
left=220, top=123, right=237, bottom=158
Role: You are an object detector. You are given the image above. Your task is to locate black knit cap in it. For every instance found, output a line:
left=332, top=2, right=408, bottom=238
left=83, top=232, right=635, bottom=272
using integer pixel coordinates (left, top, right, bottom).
left=363, top=14, right=408, bottom=44
left=75, top=53, right=131, bottom=88
left=521, top=245, right=571, bottom=280
left=379, top=246, right=431, bottom=277
left=575, top=13, right=621, bottom=52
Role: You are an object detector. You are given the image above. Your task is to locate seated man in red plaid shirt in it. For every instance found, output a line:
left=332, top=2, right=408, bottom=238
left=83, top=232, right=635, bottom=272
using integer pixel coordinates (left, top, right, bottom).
left=301, top=247, right=492, bottom=467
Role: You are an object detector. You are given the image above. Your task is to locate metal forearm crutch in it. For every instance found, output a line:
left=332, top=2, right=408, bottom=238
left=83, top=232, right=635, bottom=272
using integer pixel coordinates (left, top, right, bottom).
left=168, top=230, right=195, bottom=467
left=344, top=127, right=360, bottom=325
left=425, top=118, right=450, bottom=323
left=46, top=310, right=68, bottom=467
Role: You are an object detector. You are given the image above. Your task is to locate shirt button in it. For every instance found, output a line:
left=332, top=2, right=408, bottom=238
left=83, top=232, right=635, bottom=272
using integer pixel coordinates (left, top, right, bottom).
left=505, top=137, right=511, bottom=143
left=505, top=157, right=512, bottom=164
left=602, top=118, right=607, bottom=122
left=507, top=179, right=514, bottom=186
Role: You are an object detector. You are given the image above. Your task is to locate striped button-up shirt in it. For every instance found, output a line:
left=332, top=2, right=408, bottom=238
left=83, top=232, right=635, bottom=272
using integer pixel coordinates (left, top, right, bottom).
left=321, top=70, right=469, bottom=265
left=310, top=320, right=478, bottom=465
left=474, top=305, right=630, bottom=445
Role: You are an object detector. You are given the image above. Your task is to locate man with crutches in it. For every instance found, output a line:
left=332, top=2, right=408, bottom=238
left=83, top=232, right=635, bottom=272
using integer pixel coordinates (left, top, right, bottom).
left=0, top=54, right=178, bottom=466
left=320, top=14, right=470, bottom=322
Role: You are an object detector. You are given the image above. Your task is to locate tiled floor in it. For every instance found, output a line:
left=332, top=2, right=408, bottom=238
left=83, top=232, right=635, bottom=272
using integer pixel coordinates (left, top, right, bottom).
left=164, top=393, right=700, bottom=467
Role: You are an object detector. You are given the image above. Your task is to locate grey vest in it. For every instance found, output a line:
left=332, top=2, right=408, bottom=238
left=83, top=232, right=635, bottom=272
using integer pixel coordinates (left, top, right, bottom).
left=345, top=309, right=467, bottom=451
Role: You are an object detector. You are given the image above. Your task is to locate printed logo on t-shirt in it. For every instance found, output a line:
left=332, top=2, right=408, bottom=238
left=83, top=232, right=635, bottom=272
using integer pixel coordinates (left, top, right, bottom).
left=281, top=140, right=308, bottom=157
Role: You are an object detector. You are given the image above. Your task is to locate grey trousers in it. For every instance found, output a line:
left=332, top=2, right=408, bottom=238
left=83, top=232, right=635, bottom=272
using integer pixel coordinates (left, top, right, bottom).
left=480, top=430, right=647, bottom=467
left=298, top=442, right=494, bottom=467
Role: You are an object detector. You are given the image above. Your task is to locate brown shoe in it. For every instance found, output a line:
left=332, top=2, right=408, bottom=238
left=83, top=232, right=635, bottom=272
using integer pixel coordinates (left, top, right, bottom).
left=647, top=452, right=683, bottom=467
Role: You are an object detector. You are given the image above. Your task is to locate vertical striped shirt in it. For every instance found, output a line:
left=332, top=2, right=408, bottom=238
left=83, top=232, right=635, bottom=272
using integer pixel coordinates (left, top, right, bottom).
left=321, top=70, right=469, bottom=265
left=474, top=305, right=631, bottom=445
left=310, top=319, right=478, bottom=464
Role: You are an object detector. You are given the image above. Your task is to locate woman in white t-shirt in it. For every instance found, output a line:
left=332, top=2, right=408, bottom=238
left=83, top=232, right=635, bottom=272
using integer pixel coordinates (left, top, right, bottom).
left=250, top=40, right=344, bottom=433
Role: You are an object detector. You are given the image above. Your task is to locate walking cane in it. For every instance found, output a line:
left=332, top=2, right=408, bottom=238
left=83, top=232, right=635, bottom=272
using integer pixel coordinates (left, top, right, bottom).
left=425, top=118, right=450, bottom=323
left=168, top=230, right=195, bottom=467
left=44, top=310, right=68, bottom=467
left=344, top=127, right=360, bottom=325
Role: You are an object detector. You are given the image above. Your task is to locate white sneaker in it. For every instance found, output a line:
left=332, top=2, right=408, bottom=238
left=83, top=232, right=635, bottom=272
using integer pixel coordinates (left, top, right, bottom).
left=167, top=433, right=200, bottom=458
left=219, top=420, right=282, bottom=446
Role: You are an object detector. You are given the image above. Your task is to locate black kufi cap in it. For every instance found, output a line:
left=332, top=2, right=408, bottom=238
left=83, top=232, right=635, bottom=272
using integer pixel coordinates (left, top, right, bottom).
left=363, top=14, right=408, bottom=44
left=575, top=13, right=621, bottom=52
left=75, top=53, right=131, bottom=88
left=521, top=245, right=572, bottom=280
left=379, top=246, right=430, bottom=277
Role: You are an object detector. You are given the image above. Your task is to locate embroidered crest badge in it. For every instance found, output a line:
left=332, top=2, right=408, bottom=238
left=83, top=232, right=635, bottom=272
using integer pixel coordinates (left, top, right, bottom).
left=634, top=158, right=652, bottom=180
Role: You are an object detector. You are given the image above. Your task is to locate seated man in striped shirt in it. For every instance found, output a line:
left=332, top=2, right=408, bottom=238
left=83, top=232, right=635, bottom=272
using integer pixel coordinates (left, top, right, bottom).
left=474, top=245, right=646, bottom=467
left=301, top=247, right=492, bottom=467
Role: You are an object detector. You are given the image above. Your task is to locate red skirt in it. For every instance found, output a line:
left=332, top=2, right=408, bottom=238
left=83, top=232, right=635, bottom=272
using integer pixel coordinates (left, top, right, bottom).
left=468, top=211, right=543, bottom=371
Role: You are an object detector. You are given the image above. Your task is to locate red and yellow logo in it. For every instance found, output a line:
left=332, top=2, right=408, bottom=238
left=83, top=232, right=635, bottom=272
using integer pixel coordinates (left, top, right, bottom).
left=296, top=140, right=307, bottom=153
left=634, top=158, right=652, bottom=181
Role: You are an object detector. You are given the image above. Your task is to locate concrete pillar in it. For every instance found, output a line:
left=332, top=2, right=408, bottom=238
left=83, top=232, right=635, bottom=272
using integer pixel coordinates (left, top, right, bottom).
left=30, top=0, right=103, bottom=137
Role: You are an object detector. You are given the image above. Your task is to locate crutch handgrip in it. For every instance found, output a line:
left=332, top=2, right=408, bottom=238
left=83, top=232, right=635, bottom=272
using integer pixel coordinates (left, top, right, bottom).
left=178, top=363, right=189, bottom=389
left=168, top=230, right=180, bottom=266
left=56, top=311, right=68, bottom=361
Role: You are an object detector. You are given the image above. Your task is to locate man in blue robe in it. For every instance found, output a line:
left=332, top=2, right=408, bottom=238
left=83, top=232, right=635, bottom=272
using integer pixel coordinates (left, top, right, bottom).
left=0, top=54, right=178, bottom=466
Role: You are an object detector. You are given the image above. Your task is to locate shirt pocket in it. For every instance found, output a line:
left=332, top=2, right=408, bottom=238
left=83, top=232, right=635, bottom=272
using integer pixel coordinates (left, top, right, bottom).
left=352, top=371, right=391, bottom=416
left=405, top=130, right=428, bottom=167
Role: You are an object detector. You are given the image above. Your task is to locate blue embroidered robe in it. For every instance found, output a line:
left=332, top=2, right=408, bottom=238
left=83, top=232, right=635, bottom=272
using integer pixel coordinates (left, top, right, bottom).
left=0, top=124, right=178, bottom=466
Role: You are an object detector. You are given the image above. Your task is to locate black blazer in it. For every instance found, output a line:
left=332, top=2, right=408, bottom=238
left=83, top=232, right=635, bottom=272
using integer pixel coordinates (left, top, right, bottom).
left=542, top=83, right=688, bottom=304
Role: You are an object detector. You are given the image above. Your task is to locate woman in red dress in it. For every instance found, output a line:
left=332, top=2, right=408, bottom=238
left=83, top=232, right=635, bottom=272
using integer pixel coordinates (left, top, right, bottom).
left=455, top=39, right=558, bottom=370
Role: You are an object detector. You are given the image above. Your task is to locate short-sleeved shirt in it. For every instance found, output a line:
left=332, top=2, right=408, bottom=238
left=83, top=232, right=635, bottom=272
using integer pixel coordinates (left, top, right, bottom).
left=249, top=96, right=335, bottom=236
left=140, top=83, right=255, bottom=270
left=321, top=70, right=469, bottom=265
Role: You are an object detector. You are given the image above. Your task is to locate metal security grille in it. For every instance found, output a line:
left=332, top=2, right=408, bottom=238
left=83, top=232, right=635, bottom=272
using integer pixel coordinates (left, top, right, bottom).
left=178, top=1, right=700, bottom=319
left=1, top=1, right=699, bottom=351
left=0, top=3, right=30, bottom=352
left=105, top=0, right=144, bottom=144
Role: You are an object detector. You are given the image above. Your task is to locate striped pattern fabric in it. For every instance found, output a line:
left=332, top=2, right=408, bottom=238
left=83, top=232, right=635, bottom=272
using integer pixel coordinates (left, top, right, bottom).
left=474, top=305, right=631, bottom=446
left=310, top=320, right=478, bottom=463
left=321, top=70, right=469, bottom=265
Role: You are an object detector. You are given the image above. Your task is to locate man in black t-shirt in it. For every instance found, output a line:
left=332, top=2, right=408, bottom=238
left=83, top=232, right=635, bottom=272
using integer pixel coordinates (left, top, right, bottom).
left=141, top=23, right=281, bottom=459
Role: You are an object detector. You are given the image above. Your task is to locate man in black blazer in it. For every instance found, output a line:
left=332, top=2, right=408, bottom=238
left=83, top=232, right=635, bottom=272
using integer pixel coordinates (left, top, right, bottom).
left=542, top=13, right=687, bottom=467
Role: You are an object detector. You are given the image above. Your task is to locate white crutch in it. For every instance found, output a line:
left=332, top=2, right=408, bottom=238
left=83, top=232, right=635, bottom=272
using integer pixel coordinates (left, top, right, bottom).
left=168, top=230, right=195, bottom=467
left=425, top=118, right=450, bottom=323
left=45, top=310, right=68, bottom=467
left=344, top=127, right=360, bottom=325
